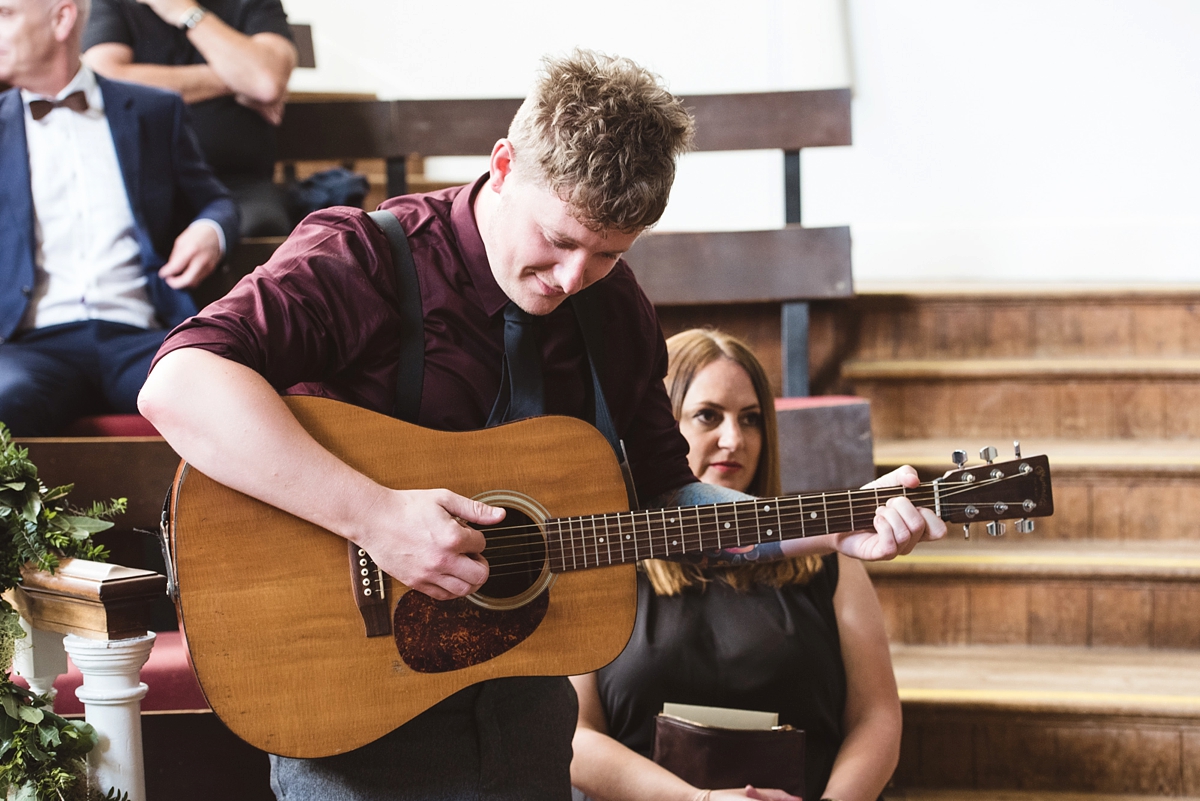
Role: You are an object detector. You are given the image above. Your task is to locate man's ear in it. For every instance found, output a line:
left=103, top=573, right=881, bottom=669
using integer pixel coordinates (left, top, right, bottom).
left=51, top=0, right=79, bottom=44
left=487, top=139, right=516, bottom=193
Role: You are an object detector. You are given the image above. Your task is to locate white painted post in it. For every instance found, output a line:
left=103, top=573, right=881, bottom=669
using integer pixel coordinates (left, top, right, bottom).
left=63, top=633, right=156, bottom=801
left=12, top=618, right=68, bottom=702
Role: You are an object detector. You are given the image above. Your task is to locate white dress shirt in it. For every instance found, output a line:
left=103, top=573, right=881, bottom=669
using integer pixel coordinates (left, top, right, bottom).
left=19, top=66, right=224, bottom=331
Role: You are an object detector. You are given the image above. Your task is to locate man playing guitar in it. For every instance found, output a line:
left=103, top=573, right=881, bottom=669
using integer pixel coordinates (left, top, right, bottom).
left=139, top=49, right=945, bottom=801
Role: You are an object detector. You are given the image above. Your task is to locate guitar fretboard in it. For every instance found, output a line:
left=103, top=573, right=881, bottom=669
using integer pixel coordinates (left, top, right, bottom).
left=546, top=484, right=927, bottom=573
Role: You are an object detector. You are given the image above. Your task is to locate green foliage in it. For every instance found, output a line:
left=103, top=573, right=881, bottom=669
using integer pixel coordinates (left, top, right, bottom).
left=0, top=423, right=128, bottom=800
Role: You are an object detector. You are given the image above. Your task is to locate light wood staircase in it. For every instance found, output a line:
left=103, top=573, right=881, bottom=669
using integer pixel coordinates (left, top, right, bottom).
left=836, top=288, right=1200, bottom=797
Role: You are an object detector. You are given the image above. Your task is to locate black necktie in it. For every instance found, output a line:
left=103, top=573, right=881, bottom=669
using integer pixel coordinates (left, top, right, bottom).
left=29, top=91, right=88, bottom=121
left=487, top=301, right=545, bottom=426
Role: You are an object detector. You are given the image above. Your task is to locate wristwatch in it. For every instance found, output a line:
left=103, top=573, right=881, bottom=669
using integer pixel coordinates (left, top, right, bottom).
left=177, top=5, right=208, bottom=30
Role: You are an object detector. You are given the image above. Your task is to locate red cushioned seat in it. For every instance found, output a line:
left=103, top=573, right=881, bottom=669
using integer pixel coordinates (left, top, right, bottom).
left=12, top=630, right=209, bottom=715
left=60, top=414, right=161, bottom=437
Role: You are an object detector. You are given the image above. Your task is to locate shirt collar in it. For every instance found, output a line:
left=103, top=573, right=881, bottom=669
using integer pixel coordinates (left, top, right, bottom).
left=21, top=65, right=105, bottom=118
left=451, top=173, right=511, bottom=317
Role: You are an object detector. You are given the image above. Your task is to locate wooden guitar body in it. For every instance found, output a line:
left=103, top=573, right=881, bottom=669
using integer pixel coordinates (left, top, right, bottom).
left=169, top=396, right=635, bottom=758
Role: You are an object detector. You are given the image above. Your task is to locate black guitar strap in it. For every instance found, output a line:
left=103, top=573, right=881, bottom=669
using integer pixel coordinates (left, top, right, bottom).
left=367, top=210, right=424, bottom=425
left=367, top=208, right=637, bottom=509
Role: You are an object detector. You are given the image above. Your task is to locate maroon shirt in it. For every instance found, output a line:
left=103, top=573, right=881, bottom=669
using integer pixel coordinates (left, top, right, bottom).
left=156, top=177, right=695, bottom=502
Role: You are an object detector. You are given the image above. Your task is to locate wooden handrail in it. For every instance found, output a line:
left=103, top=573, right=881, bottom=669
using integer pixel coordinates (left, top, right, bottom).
left=7, top=559, right=166, bottom=641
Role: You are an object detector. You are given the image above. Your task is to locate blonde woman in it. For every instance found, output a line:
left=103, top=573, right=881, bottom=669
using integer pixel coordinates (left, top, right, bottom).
left=571, top=329, right=903, bottom=801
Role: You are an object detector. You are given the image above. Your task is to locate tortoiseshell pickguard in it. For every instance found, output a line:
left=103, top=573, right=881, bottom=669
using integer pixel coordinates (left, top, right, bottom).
left=392, top=590, right=549, bottom=673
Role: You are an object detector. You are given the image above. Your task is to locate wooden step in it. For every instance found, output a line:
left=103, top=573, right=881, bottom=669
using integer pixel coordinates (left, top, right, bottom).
left=845, top=287, right=1200, bottom=362
left=846, top=363, right=1200, bottom=440
left=847, top=358, right=1200, bottom=381
left=875, top=439, right=1200, bottom=541
left=868, top=541, right=1200, bottom=649
left=890, top=644, right=1200, bottom=794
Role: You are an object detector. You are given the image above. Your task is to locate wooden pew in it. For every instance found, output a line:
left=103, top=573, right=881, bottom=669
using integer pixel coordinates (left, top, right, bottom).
left=275, top=89, right=855, bottom=397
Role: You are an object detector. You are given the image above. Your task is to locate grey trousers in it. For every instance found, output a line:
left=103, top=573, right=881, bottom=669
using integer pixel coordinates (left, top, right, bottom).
left=269, top=676, right=577, bottom=801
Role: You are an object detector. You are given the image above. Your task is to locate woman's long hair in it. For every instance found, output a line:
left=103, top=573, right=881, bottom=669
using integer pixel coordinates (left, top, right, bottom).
left=643, top=328, right=823, bottom=595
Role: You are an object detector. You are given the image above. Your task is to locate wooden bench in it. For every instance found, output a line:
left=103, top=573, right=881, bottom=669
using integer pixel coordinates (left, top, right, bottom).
left=274, top=89, right=855, bottom=397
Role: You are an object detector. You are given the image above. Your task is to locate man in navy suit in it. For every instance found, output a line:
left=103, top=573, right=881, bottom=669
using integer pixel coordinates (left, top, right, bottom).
left=0, top=0, right=238, bottom=435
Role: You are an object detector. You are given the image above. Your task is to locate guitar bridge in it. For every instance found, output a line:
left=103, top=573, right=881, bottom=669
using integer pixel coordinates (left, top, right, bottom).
left=349, top=541, right=391, bottom=637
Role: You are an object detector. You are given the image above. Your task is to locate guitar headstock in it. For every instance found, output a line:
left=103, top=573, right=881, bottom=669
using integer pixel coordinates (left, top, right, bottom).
left=935, top=444, right=1053, bottom=538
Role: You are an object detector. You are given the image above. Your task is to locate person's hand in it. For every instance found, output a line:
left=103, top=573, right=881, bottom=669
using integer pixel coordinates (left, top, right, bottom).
left=136, top=0, right=199, bottom=26
left=159, top=222, right=222, bottom=289
left=354, top=489, right=504, bottom=601
left=833, top=465, right=946, bottom=561
left=708, top=786, right=802, bottom=800
left=236, top=92, right=286, bottom=125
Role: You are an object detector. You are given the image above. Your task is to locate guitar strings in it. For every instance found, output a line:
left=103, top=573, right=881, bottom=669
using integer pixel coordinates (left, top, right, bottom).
left=466, top=473, right=1039, bottom=578
left=472, top=471, right=1029, bottom=546
left=477, top=474, right=1032, bottom=563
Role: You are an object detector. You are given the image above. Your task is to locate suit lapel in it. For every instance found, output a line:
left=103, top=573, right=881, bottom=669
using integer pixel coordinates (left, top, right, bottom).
left=98, top=77, right=143, bottom=221
left=0, top=89, right=34, bottom=274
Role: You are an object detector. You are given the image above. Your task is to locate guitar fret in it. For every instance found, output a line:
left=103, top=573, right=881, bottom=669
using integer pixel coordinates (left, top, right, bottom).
left=615, top=513, right=626, bottom=564
left=847, top=490, right=855, bottom=531
left=733, top=500, right=743, bottom=548
left=591, top=515, right=602, bottom=567
left=822, top=493, right=830, bottom=535
left=751, top=498, right=761, bottom=544
left=797, top=494, right=806, bottom=538
left=644, top=509, right=656, bottom=558
left=567, top=517, right=577, bottom=571
left=773, top=499, right=783, bottom=540
left=602, top=515, right=612, bottom=566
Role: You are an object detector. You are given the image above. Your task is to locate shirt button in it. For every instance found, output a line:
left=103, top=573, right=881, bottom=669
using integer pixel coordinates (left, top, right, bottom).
left=21, top=286, right=32, bottom=297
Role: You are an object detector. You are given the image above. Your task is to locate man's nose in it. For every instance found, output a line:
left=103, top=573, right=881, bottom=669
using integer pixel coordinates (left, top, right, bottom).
left=553, top=252, right=589, bottom=295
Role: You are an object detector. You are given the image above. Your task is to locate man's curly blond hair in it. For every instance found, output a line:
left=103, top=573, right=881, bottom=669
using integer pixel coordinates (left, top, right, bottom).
left=508, top=49, right=695, bottom=233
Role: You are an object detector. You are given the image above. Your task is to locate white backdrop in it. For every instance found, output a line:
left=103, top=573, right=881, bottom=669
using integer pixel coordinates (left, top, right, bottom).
left=282, top=0, right=1200, bottom=286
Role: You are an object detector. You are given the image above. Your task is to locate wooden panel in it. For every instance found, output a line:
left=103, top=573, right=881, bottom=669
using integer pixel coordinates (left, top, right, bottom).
left=1184, top=728, right=1200, bottom=795
left=656, top=303, right=783, bottom=395
left=1028, top=584, right=1089, bottom=646
left=908, top=582, right=969, bottom=645
left=1152, top=587, right=1200, bottom=649
left=279, top=89, right=851, bottom=161
left=775, top=399, right=875, bottom=494
left=917, top=719, right=975, bottom=787
left=974, top=721, right=1058, bottom=790
left=968, top=583, right=1029, bottom=645
left=278, top=100, right=396, bottom=160
left=685, top=89, right=851, bottom=151
left=626, top=227, right=852, bottom=305
left=872, top=581, right=908, bottom=642
left=1091, top=585, right=1152, bottom=647
left=289, top=23, right=315, bottom=69
left=17, top=438, right=180, bottom=531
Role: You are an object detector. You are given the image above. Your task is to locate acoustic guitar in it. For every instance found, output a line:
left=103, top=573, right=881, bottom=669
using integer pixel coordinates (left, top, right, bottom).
left=165, top=395, right=1053, bottom=758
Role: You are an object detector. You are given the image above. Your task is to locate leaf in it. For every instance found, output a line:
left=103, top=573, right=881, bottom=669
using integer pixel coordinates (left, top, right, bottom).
left=58, top=516, right=115, bottom=534
left=37, top=723, right=60, bottom=748
left=17, top=705, right=43, bottom=724
left=13, top=781, right=37, bottom=801
left=42, top=484, right=71, bottom=502
left=0, top=694, right=19, bottom=720
left=2, top=482, right=24, bottom=491
left=25, top=742, right=48, bottom=762
left=19, top=495, right=41, bottom=523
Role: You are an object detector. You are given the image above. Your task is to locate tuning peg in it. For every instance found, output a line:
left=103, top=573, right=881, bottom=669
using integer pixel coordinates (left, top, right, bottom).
left=962, top=523, right=971, bottom=540
left=986, top=521, right=1006, bottom=537
left=1014, top=440, right=1022, bottom=458
left=980, top=446, right=998, bottom=465
left=1014, top=519, right=1035, bottom=534
left=952, top=450, right=968, bottom=470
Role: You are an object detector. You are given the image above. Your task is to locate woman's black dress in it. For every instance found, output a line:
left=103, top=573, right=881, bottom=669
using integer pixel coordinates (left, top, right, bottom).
left=596, top=554, right=846, bottom=801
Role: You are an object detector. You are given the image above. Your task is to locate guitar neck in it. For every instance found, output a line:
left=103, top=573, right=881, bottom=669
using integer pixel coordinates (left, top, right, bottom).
left=547, top=483, right=932, bottom=573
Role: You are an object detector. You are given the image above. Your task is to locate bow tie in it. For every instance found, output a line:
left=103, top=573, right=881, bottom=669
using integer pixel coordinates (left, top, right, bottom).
left=29, top=91, right=89, bottom=121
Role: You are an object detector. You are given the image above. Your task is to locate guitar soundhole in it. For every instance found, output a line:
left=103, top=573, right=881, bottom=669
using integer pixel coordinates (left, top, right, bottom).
left=479, top=507, right=545, bottom=601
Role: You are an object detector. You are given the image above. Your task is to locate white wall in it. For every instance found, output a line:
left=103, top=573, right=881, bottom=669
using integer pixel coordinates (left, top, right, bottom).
left=283, top=0, right=1200, bottom=286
